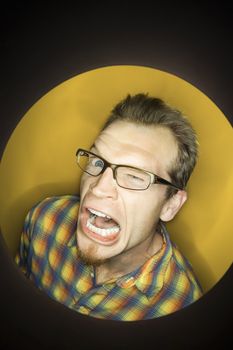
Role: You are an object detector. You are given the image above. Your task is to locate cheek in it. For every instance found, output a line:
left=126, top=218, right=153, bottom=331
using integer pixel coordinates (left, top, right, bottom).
left=126, top=190, right=165, bottom=227
left=80, top=174, right=91, bottom=196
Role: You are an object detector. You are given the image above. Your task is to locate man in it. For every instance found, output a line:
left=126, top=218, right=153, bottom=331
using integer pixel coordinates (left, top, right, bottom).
left=15, top=93, right=202, bottom=321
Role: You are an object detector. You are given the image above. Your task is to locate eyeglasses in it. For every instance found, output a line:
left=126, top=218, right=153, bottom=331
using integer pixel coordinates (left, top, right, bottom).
left=76, top=148, right=182, bottom=191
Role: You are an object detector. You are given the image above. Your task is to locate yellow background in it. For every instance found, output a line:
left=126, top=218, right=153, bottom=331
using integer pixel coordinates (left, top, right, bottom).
left=0, top=65, right=232, bottom=293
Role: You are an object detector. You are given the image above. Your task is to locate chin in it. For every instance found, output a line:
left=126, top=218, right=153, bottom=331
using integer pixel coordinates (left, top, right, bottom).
left=76, top=231, right=108, bottom=266
left=76, top=218, right=123, bottom=264
left=77, top=247, right=107, bottom=266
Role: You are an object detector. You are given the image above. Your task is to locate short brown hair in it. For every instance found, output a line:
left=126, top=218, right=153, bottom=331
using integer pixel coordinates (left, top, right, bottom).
left=102, top=93, right=198, bottom=197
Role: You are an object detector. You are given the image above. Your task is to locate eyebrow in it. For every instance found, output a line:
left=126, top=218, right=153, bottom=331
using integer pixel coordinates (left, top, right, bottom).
left=89, top=144, right=151, bottom=172
left=90, top=143, right=100, bottom=154
left=89, top=143, right=167, bottom=180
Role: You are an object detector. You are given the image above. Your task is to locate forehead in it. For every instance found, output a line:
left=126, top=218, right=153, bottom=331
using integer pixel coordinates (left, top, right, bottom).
left=94, top=121, right=178, bottom=172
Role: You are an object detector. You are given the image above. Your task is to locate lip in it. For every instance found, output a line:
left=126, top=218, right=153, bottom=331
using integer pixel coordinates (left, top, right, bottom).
left=79, top=206, right=121, bottom=246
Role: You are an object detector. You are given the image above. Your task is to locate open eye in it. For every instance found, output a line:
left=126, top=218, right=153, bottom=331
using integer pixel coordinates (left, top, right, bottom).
left=91, top=158, right=104, bottom=169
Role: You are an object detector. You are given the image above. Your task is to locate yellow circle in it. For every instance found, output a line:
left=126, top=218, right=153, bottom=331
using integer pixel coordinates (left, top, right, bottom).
left=0, top=65, right=232, bottom=293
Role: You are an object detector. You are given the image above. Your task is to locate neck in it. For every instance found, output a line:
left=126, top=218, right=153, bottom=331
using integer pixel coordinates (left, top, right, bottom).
left=95, top=231, right=163, bottom=285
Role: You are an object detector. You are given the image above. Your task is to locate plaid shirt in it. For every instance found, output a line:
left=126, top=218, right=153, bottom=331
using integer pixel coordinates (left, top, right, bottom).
left=15, top=195, right=202, bottom=321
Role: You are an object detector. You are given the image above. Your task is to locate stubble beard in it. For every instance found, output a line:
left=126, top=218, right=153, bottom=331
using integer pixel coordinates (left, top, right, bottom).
left=76, top=242, right=107, bottom=267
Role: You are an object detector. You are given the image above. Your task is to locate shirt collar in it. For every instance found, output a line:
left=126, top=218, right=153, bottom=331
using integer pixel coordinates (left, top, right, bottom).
left=115, top=224, right=173, bottom=298
left=67, top=219, right=173, bottom=298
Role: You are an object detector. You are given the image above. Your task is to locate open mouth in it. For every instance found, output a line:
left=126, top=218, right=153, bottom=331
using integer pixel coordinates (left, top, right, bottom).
left=80, top=207, right=121, bottom=244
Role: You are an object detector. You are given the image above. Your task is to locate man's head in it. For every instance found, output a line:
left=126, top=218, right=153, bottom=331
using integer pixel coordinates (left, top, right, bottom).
left=102, top=93, right=198, bottom=198
left=76, top=93, right=198, bottom=266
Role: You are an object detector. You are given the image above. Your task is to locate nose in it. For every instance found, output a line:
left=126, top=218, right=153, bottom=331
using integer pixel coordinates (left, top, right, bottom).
left=89, top=167, right=118, bottom=199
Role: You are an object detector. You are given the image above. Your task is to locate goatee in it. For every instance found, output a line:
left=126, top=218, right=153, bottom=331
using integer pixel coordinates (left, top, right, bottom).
left=76, top=244, right=107, bottom=267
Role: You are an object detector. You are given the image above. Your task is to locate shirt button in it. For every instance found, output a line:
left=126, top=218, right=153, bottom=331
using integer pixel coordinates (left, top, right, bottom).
left=126, top=277, right=134, bottom=283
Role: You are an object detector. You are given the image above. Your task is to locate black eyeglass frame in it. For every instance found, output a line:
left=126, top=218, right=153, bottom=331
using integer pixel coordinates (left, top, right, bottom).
left=76, top=148, right=183, bottom=191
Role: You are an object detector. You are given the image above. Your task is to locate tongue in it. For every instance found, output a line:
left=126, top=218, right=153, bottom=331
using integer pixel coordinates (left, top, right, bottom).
left=94, top=216, right=119, bottom=229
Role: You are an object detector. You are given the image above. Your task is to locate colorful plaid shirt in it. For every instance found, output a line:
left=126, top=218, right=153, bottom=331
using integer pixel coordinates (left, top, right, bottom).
left=15, top=195, right=202, bottom=321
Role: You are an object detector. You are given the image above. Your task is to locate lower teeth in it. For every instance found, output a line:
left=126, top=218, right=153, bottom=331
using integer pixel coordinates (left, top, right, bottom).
left=86, top=216, right=120, bottom=237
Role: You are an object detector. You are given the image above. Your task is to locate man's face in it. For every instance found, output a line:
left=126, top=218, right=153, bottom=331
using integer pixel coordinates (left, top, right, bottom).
left=76, top=121, right=179, bottom=265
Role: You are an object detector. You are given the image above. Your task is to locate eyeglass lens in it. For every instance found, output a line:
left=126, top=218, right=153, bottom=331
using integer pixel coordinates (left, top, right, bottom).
left=77, top=151, right=151, bottom=190
left=78, top=152, right=104, bottom=176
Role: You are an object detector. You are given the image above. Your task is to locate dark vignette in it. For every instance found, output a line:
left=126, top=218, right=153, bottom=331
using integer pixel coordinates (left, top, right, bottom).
left=0, top=2, right=232, bottom=349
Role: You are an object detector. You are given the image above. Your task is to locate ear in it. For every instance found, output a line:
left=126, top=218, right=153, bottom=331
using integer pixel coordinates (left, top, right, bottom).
left=160, top=190, right=187, bottom=222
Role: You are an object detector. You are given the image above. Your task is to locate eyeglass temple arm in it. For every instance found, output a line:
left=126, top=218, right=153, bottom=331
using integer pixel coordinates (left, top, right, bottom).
left=152, top=174, right=183, bottom=191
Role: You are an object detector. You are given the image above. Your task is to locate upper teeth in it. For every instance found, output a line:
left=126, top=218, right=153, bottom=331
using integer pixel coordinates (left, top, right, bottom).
left=88, top=208, right=111, bottom=219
